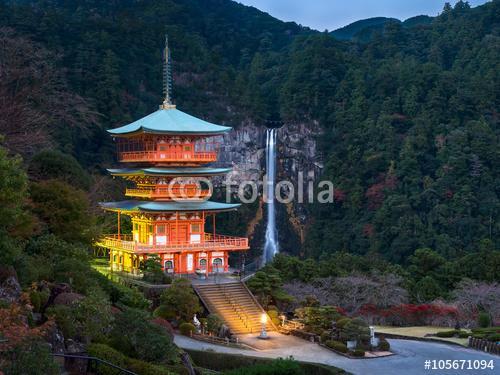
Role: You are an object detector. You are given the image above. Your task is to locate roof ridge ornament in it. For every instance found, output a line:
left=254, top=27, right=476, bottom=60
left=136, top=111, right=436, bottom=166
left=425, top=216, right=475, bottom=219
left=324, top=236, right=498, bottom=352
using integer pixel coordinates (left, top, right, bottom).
left=160, top=34, right=176, bottom=110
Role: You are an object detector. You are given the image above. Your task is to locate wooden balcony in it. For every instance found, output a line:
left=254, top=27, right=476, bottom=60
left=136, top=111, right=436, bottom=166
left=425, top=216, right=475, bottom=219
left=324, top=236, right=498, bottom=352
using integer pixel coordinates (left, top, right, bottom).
left=97, top=233, right=249, bottom=254
left=117, top=150, right=217, bottom=163
left=125, top=186, right=211, bottom=200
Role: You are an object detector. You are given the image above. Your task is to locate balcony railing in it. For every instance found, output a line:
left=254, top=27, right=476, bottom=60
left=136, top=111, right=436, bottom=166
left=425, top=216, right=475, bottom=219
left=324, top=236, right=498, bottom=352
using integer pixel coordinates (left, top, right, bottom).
left=125, top=186, right=211, bottom=200
left=97, top=233, right=248, bottom=253
left=117, top=151, right=217, bottom=163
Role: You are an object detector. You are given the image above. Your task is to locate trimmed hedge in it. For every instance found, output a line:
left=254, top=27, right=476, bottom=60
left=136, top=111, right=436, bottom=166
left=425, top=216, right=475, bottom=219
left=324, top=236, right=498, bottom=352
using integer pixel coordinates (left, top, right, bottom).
left=435, top=330, right=459, bottom=338
left=352, top=349, right=365, bottom=358
left=87, top=343, right=128, bottom=375
left=325, top=340, right=348, bottom=353
left=179, top=322, right=196, bottom=336
left=185, top=349, right=345, bottom=374
left=378, top=340, right=390, bottom=351
left=87, top=343, right=177, bottom=375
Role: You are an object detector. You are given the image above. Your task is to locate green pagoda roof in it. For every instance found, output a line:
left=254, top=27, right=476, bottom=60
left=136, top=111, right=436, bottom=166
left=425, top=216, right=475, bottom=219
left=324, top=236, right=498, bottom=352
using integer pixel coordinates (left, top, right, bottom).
left=107, top=107, right=231, bottom=136
left=107, top=167, right=231, bottom=177
left=100, top=200, right=240, bottom=213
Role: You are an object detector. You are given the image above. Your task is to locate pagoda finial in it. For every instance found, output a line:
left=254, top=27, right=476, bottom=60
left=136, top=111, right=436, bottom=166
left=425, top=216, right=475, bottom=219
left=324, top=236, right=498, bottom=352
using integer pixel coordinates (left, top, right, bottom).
left=160, top=34, right=175, bottom=110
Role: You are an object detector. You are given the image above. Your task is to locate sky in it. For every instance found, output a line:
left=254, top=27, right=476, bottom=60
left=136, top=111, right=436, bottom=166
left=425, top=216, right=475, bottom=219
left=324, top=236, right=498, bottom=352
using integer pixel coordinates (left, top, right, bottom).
left=236, top=0, right=490, bottom=31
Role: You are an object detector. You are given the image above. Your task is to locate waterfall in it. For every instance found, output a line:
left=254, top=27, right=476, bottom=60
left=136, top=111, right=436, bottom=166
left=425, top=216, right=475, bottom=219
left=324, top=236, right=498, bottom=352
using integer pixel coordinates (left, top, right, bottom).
left=263, top=128, right=278, bottom=266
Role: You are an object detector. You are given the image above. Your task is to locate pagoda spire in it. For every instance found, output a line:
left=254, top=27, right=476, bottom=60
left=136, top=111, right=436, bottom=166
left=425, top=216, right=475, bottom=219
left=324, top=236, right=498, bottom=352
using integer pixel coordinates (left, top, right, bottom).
left=161, top=34, right=175, bottom=109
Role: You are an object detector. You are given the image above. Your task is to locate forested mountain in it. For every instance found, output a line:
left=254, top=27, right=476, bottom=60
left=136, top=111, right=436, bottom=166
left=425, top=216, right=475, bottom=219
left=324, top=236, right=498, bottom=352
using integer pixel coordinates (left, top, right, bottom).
left=0, top=0, right=498, bottom=266
left=330, top=17, right=400, bottom=40
left=330, top=16, right=434, bottom=42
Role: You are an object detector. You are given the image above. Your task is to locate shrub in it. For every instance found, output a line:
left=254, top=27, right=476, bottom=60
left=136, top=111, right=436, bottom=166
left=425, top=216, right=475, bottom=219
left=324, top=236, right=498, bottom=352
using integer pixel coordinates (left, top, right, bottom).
left=478, top=312, right=491, bottom=328
left=179, top=322, right=196, bottom=336
left=458, top=331, right=470, bottom=338
left=3, top=339, right=60, bottom=375
left=109, top=308, right=177, bottom=363
left=352, top=349, right=365, bottom=357
left=87, top=343, right=128, bottom=375
left=224, top=358, right=303, bottom=375
left=325, top=340, right=348, bottom=353
left=127, top=358, right=174, bottom=375
left=207, top=314, right=223, bottom=335
left=486, top=333, right=500, bottom=342
left=341, top=317, right=370, bottom=342
left=436, top=330, right=459, bottom=338
left=378, top=340, right=390, bottom=351
left=153, top=305, right=177, bottom=320
left=160, top=279, right=202, bottom=321
left=320, top=331, right=330, bottom=343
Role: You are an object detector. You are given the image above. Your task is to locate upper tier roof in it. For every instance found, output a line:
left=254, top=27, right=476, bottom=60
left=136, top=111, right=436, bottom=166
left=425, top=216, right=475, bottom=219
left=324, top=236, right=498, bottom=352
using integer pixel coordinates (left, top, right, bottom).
left=100, top=200, right=240, bottom=213
left=107, top=107, right=231, bottom=136
left=107, top=167, right=231, bottom=177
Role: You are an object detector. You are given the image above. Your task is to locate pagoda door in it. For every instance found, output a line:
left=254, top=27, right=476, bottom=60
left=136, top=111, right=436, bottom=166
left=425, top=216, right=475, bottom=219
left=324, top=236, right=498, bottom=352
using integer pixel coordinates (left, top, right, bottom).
left=172, top=223, right=188, bottom=244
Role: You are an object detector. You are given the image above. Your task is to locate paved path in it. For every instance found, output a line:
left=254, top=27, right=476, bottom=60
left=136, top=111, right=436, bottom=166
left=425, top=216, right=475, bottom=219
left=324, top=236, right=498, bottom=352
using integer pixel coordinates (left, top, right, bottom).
left=174, top=334, right=498, bottom=375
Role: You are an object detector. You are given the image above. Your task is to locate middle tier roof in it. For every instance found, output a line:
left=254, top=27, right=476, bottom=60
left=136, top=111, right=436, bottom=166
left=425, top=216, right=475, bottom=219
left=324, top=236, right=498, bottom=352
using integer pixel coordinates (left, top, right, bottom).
left=108, top=167, right=231, bottom=177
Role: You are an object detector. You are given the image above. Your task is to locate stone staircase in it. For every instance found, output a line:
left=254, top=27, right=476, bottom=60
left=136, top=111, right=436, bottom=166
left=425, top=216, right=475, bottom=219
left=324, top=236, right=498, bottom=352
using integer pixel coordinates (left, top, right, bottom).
left=194, top=282, right=274, bottom=335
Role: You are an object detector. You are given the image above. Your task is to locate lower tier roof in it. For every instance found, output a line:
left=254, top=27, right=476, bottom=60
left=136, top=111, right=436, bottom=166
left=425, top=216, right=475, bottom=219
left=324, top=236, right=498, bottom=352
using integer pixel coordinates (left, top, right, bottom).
left=100, top=200, right=240, bottom=213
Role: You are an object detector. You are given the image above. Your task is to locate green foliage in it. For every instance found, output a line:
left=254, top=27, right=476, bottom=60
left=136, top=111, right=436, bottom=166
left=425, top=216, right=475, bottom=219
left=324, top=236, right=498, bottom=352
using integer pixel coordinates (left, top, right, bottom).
left=142, top=254, right=171, bottom=284
left=335, top=318, right=351, bottom=329
left=225, top=358, right=304, bottom=375
left=153, top=304, right=176, bottom=320
left=1, top=339, right=60, bottom=375
left=109, top=307, right=177, bottom=363
left=46, top=288, right=113, bottom=343
left=352, top=349, right=365, bottom=357
left=30, top=180, right=94, bottom=243
left=340, top=317, right=370, bottom=342
left=246, top=266, right=293, bottom=308
left=435, top=330, right=460, bottom=338
left=478, top=312, right=491, bottom=328
left=378, top=340, right=390, bottom=351
left=127, top=358, right=175, bottom=375
left=295, top=306, right=341, bottom=334
left=325, top=340, right=348, bottom=353
left=159, top=279, right=202, bottom=321
left=206, top=313, right=223, bottom=334
left=87, top=343, right=128, bottom=375
left=29, top=150, right=92, bottom=189
left=0, top=145, right=32, bottom=265
left=29, top=290, right=50, bottom=313
left=87, top=343, right=176, bottom=375
left=179, top=322, right=196, bottom=336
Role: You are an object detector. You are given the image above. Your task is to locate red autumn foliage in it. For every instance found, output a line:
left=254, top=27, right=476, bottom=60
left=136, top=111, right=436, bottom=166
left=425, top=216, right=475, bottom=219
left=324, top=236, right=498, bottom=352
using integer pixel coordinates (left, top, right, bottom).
left=362, top=224, right=375, bottom=237
left=334, top=189, right=346, bottom=203
left=0, top=304, right=55, bottom=351
left=357, top=303, right=458, bottom=326
left=365, top=173, right=398, bottom=210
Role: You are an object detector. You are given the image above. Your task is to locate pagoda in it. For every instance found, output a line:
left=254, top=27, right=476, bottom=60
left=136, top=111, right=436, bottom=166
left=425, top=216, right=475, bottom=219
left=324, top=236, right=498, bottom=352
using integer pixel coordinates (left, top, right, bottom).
left=97, top=37, right=248, bottom=276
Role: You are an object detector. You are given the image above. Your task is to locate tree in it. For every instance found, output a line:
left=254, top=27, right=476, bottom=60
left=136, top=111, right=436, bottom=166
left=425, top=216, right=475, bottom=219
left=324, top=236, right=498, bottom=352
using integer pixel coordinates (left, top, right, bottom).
left=246, top=266, right=293, bottom=308
left=141, top=254, right=170, bottom=284
left=30, top=179, right=94, bottom=243
left=0, top=144, right=33, bottom=265
left=28, top=150, right=91, bottom=189
left=159, top=279, right=202, bottom=322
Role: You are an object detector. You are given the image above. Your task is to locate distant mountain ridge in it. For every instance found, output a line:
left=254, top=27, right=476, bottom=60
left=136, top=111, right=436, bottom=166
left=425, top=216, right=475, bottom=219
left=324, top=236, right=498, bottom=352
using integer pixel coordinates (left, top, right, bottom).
left=331, top=15, right=433, bottom=41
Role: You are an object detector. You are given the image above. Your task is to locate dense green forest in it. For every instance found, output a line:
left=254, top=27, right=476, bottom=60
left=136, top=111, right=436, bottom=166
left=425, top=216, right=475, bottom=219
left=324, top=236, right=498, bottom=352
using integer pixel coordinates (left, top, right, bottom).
left=0, top=0, right=497, bottom=264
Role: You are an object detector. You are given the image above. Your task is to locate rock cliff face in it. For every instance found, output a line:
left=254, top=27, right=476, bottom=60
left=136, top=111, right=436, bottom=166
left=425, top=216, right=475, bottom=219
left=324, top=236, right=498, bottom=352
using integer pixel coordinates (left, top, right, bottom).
left=217, top=120, right=324, bottom=255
